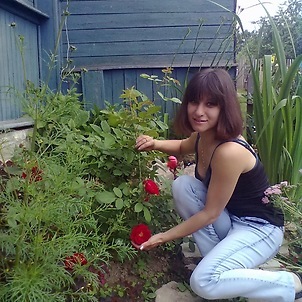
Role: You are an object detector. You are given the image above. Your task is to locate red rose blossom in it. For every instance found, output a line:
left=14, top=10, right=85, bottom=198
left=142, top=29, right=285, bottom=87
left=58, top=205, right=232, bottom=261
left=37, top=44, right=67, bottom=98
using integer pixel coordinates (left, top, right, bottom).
left=143, top=179, right=159, bottom=195
left=130, top=224, right=152, bottom=245
left=64, top=252, right=88, bottom=270
left=167, top=156, right=178, bottom=170
left=22, top=166, right=43, bottom=182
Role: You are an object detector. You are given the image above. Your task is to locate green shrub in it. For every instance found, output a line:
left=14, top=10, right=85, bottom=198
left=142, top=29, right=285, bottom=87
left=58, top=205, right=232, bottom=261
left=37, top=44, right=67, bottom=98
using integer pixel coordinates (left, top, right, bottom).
left=0, top=82, right=181, bottom=301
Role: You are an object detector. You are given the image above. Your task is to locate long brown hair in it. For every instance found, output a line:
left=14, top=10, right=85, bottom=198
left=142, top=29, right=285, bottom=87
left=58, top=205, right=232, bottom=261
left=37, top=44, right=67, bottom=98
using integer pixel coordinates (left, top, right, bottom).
left=174, top=68, right=243, bottom=140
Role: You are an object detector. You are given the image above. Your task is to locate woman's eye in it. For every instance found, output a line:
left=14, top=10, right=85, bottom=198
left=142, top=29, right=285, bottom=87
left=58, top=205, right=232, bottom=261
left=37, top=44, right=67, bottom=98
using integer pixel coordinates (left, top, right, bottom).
left=206, top=102, right=216, bottom=107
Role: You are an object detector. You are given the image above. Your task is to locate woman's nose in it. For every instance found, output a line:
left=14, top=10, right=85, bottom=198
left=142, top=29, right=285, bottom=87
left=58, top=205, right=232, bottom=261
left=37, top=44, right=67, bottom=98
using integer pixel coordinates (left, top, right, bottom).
left=195, top=103, right=205, bottom=115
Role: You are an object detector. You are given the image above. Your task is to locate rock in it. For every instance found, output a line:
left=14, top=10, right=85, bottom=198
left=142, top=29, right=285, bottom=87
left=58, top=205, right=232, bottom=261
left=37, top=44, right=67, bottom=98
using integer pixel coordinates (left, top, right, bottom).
left=0, top=129, right=32, bottom=161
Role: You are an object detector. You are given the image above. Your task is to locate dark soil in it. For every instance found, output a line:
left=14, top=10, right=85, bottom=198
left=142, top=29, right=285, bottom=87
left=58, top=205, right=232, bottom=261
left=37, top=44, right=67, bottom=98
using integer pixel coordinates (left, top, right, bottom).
left=100, top=245, right=194, bottom=301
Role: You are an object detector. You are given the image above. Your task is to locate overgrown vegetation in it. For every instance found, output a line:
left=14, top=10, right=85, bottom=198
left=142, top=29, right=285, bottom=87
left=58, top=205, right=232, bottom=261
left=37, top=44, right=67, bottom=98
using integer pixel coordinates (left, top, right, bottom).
left=0, top=81, right=182, bottom=301
left=1, top=1, right=301, bottom=301
left=235, top=0, right=302, bottom=274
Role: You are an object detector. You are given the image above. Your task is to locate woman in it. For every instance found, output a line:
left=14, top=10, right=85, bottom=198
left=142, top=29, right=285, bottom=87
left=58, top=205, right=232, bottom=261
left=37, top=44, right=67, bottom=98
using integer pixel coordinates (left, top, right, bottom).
left=135, top=68, right=302, bottom=301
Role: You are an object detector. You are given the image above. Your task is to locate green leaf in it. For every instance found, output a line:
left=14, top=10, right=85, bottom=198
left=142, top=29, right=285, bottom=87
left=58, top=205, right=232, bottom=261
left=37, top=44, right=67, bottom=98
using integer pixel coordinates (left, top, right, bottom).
left=157, top=91, right=165, bottom=100
left=95, top=191, right=116, bottom=204
left=102, top=133, right=115, bottom=148
left=122, top=186, right=130, bottom=196
left=125, top=151, right=135, bottom=164
left=143, top=207, right=151, bottom=222
left=134, top=203, right=143, bottom=213
left=108, top=114, right=120, bottom=127
left=90, top=124, right=103, bottom=136
left=101, top=120, right=111, bottom=133
left=113, top=169, right=123, bottom=176
left=113, top=187, right=123, bottom=198
left=68, top=119, right=76, bottom=128
left=170, top=97, right=182, bottom=104
left=75, top=110, right=89, bottom=126
left=115, top=198, right=124, bottom=209
left=140, top=73, right=150, bottom=79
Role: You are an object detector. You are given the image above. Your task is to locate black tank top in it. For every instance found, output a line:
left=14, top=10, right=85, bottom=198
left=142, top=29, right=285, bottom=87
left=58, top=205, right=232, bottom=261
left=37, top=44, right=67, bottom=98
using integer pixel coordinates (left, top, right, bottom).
left=194, top=135, right=284, bottom=226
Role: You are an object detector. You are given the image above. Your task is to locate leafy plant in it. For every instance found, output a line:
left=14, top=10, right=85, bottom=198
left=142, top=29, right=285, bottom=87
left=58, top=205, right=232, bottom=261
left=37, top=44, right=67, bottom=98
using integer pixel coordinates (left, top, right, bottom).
left=0, top=74, right=184, bottom=300
left=261, top=179, right=302, bottom=271
left=237, top=3, right=302, bottom=186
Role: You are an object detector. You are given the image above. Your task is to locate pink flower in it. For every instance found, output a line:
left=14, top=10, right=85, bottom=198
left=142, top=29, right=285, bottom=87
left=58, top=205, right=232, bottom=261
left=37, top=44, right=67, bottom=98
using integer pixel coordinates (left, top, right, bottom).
left=264, top=186, right=282, bottom=196
left=167, top=156, right=178, bottom=170
left=262, top=196, right=270, bottom=204
left=143, top=179, right=160, bottom=195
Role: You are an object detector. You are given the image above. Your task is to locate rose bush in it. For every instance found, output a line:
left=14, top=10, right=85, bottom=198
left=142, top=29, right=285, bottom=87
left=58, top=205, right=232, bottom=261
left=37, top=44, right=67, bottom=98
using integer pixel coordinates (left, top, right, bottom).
left=0, top=83, right=180, bottom=301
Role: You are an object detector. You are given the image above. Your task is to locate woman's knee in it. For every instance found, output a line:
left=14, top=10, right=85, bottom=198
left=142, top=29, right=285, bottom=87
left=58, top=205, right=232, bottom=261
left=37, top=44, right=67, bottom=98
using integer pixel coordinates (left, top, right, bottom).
left=172, top=175, right=207, bottom=218
left=190, top=270, right=219, bottom=300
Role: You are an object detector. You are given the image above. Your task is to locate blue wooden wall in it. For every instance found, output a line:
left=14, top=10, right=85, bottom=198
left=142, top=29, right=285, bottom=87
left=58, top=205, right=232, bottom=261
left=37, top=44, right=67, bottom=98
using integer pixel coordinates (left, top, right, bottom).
left=60, top=0, right=237, bottom=117
left=0, top=0, right=49, bottom=125
left=61, top=0, right=236, bottom=69
left=0, top=0, right=237, bottom=125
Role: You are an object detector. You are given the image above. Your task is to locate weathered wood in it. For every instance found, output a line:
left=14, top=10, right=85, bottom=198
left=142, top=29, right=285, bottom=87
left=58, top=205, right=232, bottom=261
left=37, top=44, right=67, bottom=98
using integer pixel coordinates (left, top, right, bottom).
left=60, top=0, right=236, bottom=71
left=81, top=70, right=106, bottom=110
left=0, top=7, right=40, bottom=122
left=0, top=0, right=236, bottom=125
left=0, top=0, right=48, bottom=23
left=63, top=26, right=232, bottom=44
left=65, top=0, right=234, bottom=13
left=65, top=12, right=233, bottom=29
left=67, top=54, right=235, bottom=71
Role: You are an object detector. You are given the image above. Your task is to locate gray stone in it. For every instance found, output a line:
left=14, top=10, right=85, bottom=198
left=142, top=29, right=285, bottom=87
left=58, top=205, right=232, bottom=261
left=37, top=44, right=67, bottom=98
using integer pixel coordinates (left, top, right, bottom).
left=0, top=129, right=32, bottom=161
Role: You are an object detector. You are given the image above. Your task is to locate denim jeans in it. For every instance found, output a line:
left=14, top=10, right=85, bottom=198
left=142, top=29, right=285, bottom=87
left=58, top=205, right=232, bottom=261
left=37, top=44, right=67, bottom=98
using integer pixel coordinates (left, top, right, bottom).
left=172, top=175, right=295, bottom=302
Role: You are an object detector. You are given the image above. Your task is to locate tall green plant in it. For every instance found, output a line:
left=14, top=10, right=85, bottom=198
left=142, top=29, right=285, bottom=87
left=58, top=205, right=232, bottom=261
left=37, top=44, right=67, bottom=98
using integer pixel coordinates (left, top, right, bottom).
left=247, top=5, right=302, bottom=186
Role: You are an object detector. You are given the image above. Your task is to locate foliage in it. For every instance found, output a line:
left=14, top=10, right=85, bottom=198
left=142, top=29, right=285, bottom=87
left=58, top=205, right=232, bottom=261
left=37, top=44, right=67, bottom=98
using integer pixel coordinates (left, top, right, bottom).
left=236, top=6, right=302, bottom=278
left=0, top=154, right=134, bottom=302
left=263, top=179, right=302, bottom=271
left=0, top=81, right=181, bottom=301
left=239, top=3, right=302, bottom=186
left=237, top=0, right=302, bottom=59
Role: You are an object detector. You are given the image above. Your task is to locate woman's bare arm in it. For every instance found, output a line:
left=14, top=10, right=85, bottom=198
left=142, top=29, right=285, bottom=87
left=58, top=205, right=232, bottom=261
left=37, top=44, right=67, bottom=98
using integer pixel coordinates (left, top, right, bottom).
left=135, top=132, right=197, bottom=156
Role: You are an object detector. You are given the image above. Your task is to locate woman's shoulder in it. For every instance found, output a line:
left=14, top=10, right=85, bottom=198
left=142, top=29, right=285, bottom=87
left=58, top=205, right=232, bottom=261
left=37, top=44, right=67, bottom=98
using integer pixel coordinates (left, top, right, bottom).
left=214, top=141, right=247, bottom=159
left=212, top=138, right=256, bottom=172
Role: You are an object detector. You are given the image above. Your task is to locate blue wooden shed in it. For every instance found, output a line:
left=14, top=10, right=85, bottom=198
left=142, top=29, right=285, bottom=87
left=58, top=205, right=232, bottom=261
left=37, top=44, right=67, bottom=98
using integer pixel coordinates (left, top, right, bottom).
left=0, top=0, right=237, bottom=128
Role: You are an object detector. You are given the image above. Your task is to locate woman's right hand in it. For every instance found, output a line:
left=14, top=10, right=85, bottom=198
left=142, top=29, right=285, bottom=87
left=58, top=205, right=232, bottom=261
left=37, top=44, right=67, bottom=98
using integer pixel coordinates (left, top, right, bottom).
left=135, top=135, right=156, bottom=151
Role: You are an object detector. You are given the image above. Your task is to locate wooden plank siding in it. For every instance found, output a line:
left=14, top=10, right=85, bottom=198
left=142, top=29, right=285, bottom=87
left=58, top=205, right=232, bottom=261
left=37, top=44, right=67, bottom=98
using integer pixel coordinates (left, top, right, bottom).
left=61, top=0, right=236, bottom=69
left=0, top=8, right=40, bottom=122
left=0, top=0, right=236, bottom=126
left=60, top=0, right=236, bottom=117
left=0, top=0, right=49, bottom=125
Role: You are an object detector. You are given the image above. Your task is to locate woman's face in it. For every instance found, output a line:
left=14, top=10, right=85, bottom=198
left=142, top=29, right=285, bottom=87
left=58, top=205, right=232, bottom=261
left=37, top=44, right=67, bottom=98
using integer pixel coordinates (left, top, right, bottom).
left=187, top=98, right=220, bottom=133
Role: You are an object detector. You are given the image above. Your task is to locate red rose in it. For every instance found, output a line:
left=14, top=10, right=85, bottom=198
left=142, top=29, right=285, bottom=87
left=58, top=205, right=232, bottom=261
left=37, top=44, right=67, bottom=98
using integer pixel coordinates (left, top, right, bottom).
left=21, top=166, right=43, bottom=182
left=130, top=224, right=152, bottom=245
left=167, top=156, right=178, bottom=170
left=143, top=179, right=159, bottom=195
left=64, top=252, right=88, bottom=270
left=31, top=166, right=43, bottom=181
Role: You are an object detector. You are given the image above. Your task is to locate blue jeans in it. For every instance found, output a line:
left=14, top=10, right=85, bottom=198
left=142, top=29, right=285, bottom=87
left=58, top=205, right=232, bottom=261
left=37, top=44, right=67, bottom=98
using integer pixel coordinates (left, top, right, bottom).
left=172, top=175, right=295, bottom=302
